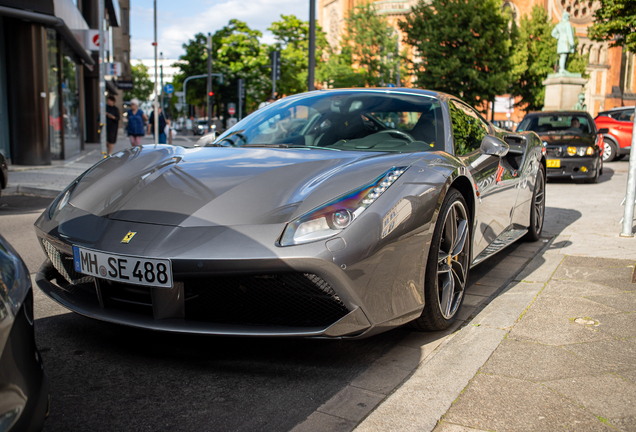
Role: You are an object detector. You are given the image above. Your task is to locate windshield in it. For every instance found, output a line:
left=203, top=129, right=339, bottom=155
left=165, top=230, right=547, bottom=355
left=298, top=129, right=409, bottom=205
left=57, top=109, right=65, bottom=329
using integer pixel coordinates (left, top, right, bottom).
left=212, top=91, right=445, bottom=153
left=517, top=114, right=593, bottom=135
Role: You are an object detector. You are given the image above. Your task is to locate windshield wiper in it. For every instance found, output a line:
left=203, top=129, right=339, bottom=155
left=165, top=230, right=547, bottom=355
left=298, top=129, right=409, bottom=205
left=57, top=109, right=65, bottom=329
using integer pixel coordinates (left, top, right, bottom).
left=242, top=144, right=341, bottom=151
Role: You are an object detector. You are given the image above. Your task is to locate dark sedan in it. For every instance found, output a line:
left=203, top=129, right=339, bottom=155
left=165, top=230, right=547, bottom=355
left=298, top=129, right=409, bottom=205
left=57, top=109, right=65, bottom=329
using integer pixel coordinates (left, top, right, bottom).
left=517, top=111, right=603, bottom=183
left=0, top=235, right=49, bottom=431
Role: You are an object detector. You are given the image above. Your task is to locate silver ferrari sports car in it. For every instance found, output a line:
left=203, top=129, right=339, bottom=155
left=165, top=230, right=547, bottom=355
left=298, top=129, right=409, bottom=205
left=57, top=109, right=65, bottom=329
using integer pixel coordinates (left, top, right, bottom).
left=34, top=89, right=546, bottom=339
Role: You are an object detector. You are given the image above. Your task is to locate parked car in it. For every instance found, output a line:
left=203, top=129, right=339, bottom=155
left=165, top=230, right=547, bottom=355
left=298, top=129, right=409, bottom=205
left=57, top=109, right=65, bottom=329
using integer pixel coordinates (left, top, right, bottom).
left=0, top=234, right=49, bottom=431
left=594, top=106, right=634, bottom=162
left=34, top=89, right=546, bottom=339
left=0, top=151, right=7, bottom=196
left=194, top=119, right=214, bottom=136
left=517, top=111, right=603, bottom=183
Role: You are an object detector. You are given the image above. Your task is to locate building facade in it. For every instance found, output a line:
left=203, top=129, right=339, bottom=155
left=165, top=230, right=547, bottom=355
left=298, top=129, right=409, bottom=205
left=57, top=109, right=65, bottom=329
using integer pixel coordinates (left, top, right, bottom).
left=0, top=0, right=130, bottom=165
left=318, top=0, right=635, bottom=120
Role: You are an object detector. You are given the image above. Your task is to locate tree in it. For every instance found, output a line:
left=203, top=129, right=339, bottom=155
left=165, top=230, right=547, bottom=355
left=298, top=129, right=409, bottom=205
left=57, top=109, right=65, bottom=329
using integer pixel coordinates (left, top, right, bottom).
left=172, top=33, right=208, bottom=109
left=589, top=0, right=636, bottom=52
left=400, top=0, right=512, bottom=111
left=509, top=6, right=588, bottom=111
left=124, top=62, right=153, bottom=102
left=341, top=2, right=401, bottom=87
left=268, top=15, right=330, bottom=95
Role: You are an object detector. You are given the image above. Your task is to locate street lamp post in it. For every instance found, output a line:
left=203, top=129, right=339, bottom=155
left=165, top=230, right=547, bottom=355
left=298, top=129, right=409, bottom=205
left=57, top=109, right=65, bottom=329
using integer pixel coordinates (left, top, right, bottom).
left=207, top=33, right=213, bottom=132
left=153, top=0, right=159, bottom=146
left=308, top=0, right=316, bottom=91
left=98, top=0, right=106, bottom=157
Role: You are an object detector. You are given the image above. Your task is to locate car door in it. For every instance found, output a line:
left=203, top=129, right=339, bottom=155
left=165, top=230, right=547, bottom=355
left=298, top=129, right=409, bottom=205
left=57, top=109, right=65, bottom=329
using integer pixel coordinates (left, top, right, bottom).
left=448, top=100, right=519, bottom=260
left=616, top=109, right=634, bottom=149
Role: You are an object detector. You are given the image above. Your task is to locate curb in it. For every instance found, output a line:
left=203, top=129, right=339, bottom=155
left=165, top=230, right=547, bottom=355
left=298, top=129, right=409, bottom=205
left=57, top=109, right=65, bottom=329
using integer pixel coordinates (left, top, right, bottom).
left=3, top=185, right=61, bottom=198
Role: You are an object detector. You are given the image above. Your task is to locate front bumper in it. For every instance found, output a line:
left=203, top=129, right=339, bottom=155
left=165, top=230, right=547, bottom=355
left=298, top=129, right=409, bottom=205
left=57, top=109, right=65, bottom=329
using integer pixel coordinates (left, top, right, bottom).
left=546, top=156, right=599, bottom=179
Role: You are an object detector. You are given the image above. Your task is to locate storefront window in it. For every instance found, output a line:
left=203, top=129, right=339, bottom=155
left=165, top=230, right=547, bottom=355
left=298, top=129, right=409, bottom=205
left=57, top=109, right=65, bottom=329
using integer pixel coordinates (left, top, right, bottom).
left=47, top=29, right=63, bottom=160
left=63, top=55, right=81, bottom=157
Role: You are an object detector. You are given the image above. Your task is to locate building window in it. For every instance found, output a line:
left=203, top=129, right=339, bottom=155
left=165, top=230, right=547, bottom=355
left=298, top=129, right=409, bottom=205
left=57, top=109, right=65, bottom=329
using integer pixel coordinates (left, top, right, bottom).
left=621, top=51, right=634, bottom=93
left=122, top=8, right=129, bottom=35
left=47, top=29, right=63, bottom=160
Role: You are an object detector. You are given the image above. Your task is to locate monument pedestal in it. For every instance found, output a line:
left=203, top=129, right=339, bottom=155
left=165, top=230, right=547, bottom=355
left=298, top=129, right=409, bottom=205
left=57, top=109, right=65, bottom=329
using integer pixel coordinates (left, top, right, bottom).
left=543, top=73, right=587, bottom=111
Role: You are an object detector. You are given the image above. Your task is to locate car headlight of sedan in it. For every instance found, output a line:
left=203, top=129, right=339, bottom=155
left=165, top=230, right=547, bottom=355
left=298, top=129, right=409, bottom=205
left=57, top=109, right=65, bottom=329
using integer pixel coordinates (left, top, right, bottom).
left=0, top=242, right=31, bottom=317
left=279, top=167, right=408, bottom=246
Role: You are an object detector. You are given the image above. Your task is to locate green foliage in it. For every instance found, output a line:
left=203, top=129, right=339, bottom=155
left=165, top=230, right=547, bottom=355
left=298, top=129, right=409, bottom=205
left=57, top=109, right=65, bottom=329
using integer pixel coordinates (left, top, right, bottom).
left=269, top=15, right=330, bottom=95
left=449, top=102, right=487, bottom=155
left=509, top=6, right=588, bottom=111
left=318, top=51, right=363, bottom=88
left=589, top=0, right=636, bottom=52
left=173, top=21, right=271, bottom=116
left=123, top=62, right=154, bottom=102
left=341, top=2, right=401, bottom=87
left=401, top=0, right=512, bottom=111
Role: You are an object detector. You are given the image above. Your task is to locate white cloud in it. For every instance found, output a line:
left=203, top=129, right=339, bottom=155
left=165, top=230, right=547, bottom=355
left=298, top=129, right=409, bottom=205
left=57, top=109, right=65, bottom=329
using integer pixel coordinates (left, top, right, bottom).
left=131, top=0, right=309, bottom=60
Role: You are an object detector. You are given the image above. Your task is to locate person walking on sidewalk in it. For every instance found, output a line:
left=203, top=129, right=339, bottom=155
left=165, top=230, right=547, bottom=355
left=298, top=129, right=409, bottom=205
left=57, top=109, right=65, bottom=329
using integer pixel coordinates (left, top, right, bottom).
left=126, top=98, right=147, bottom=147
left=147, top=107, right=170, bottom=144
left=106, top=96, right=120, bottom=155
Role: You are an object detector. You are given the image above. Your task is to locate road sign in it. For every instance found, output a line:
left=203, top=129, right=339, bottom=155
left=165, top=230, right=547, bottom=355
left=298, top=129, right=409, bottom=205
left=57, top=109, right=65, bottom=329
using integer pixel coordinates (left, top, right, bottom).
left=106, top=62, right=122, bottom=76
left=228, top=103, right=236, bottom=116
left=116, top=80, right=133, bottom=90
left=164, top=84, right=174, bottom=94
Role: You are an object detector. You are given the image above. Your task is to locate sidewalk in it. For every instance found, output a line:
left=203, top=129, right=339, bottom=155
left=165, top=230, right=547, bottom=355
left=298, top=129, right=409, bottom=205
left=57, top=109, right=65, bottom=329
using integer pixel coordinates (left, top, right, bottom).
left=4, top=133, right=196, bottom=197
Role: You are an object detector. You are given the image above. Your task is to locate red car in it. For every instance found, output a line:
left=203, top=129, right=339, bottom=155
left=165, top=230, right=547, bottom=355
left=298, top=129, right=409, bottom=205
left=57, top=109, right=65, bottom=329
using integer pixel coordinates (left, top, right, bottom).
left=595, top=106, right=634, bottom=162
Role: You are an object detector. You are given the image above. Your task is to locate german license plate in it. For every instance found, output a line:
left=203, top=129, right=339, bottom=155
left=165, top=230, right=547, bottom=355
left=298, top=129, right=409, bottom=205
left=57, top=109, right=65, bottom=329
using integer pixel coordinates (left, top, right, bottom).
left=72, top=246, right=173, bottom=288
left=547, top=159, right=560, bottom=168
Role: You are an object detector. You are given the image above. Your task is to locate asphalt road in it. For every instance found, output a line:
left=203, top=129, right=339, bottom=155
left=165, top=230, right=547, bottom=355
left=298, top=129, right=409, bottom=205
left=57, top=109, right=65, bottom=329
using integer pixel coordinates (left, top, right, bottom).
left=0, top=159, right=629, bottom=431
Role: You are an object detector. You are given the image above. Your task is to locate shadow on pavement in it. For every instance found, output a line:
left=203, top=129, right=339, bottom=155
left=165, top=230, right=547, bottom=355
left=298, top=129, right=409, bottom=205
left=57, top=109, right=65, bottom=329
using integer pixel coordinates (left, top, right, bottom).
left=36, top=310, right=409, bottom=432
left=0, top=195, right=53, bottom=215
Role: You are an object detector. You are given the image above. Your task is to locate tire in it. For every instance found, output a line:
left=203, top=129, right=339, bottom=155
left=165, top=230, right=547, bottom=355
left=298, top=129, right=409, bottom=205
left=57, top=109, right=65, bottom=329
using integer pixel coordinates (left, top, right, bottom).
left=602, top=139, right=617, bottom=162
left=585, top=163, right=600, bottom=183
left=524, top=164, right=546, bottom=242
left=411, top=188, right=470, bottom=331
left=599, top=159, right=603, bottom=176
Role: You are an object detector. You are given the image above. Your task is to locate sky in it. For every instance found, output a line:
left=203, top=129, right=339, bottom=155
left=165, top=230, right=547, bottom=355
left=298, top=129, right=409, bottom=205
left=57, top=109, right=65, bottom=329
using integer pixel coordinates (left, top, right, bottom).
left=130, top=0, right=310, bottom=60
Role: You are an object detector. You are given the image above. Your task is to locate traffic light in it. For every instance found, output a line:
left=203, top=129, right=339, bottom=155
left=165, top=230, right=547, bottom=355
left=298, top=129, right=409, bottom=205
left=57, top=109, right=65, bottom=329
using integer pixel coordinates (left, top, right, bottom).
left=208, top=91, right=214, bottom=97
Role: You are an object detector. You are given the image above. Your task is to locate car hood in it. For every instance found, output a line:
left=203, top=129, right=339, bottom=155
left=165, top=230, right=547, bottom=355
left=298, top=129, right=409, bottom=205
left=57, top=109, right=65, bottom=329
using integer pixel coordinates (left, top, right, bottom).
left=66, top=145, right=418, bottom=227
left=540, top=133, right=595, bottom=146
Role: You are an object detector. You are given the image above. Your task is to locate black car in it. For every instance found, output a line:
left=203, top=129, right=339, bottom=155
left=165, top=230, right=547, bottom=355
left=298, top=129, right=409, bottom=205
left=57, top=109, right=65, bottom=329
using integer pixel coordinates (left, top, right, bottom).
left=0, top=235, right=49, bottom=431
left=1, top=151, right=7, bottom=196
left=517, top=111, right=603, bottom=183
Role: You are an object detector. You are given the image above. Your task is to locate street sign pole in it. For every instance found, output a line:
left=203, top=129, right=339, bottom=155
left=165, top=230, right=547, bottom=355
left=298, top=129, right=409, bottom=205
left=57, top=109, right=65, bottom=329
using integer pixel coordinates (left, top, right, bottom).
left=271, top=51, right=277, bottom=99
left=160, top=52, right=164, bottom=114
left=153, top=0, right=158, bottom=146
left=620, top=113, right=636, bottom=237
left=238, top=78, right=244, bottom=121
left=207, top=33, right=212, bottom=132
left=98, top=0, right=106, bottom=157
left=308, top=0, right=316, bottom=91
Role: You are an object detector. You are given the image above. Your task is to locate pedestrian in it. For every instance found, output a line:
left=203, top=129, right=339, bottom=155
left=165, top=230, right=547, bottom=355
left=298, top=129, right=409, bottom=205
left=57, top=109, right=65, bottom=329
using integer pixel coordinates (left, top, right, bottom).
left=147, top=107, right=170, bottom=144
left=258, top=96, right=275, bottom=110
left=126, top=98, right=147, bottom=147
left=106, top=95, right=120, bottom=155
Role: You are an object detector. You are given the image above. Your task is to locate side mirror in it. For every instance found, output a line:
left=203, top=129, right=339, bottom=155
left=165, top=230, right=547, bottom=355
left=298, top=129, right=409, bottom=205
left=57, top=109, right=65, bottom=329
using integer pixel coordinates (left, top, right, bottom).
left=195, top=132, right=217, bottom=147
left=480, top=135, right=509, bottom=157
left=597, top=128, right=609, bottom=134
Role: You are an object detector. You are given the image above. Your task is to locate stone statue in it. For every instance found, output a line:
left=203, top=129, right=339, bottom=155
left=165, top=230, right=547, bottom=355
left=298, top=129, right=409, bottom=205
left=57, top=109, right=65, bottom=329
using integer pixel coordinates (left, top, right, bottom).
left=573, top=93, right=587, bottom=111
left=551, top=12, right=576, bottom=74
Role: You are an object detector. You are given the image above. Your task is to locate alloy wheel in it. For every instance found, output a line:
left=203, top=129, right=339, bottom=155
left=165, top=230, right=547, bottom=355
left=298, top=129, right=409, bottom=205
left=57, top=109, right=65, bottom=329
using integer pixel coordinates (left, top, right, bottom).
left=533, top=172, right=545, bottom=234
left=437, top=201, right=470, bottom=319
left=602, top=141, right=614, bottom=162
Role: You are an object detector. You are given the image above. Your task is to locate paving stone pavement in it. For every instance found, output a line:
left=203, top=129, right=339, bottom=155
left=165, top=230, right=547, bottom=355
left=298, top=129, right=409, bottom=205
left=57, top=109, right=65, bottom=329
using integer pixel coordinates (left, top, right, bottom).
left=434, top=255, right=636, bottom=432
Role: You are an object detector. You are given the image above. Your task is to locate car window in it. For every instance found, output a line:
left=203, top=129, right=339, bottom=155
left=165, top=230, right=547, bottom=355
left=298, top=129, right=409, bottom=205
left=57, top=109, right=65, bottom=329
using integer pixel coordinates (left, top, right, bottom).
left=617, top=109, right=634, bottom=122
left=214, top=91, right=445, bottom=153
left=517, top=114, right=592, bottom=134
left=449, top=100, right=489, bottom=155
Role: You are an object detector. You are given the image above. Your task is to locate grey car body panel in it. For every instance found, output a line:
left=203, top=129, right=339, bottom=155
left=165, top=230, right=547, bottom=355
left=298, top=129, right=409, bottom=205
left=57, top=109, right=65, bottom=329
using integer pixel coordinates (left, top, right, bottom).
left=34, top=89, right=544, bottom=338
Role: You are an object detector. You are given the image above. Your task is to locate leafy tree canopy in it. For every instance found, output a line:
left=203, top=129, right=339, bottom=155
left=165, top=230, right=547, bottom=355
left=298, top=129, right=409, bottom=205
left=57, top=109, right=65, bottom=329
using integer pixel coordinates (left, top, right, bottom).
left=509, top=6, right=588, bottom=111
left=341, top=2, right=401, bottom=87
left=589, top=0, right=636, bottom=52
left=401, top=0, right=512, bottom=111
left=269, top=15, right=330, bottom=95
left=124, top=62, right=154, bottom=102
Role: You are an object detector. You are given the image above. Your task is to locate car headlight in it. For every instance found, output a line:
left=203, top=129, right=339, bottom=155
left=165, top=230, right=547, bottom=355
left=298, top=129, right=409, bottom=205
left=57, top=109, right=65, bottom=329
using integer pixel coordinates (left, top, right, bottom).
left=586, top=146, right=594, bottom=156
left=567, top=146, right=576, bottom=156
left=279, top=167, right=409, bottom=246
left=48, top=180, right=79, bottom=219
left=0, top=239, right=31, bottom=317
